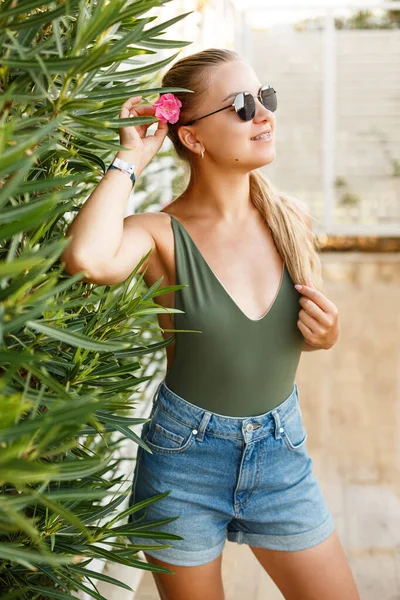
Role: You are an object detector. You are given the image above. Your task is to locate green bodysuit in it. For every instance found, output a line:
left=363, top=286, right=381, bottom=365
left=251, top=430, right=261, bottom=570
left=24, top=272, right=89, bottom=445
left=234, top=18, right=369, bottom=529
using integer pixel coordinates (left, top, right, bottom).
left=164, top=213, right=304, bottom=417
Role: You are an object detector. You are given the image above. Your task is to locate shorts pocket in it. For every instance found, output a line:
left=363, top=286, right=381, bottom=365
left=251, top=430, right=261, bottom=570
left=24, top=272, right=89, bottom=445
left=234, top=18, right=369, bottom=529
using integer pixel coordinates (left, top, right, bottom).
left=280, top=404, right=308, bottom=452
left=143, top=405, right=196, bottom=454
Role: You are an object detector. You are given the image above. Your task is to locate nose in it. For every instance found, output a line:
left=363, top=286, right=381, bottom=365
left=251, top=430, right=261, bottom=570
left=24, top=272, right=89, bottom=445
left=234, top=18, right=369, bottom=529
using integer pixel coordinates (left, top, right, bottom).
left=254, top=101, right=274, bottom=127
left=256, top=97, right=274, bottom=120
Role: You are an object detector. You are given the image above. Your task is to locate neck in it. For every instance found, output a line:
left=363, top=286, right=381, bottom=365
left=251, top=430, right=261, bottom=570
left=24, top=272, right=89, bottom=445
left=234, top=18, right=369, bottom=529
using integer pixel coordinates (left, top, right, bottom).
left=181, top=168, right=256, bottom=224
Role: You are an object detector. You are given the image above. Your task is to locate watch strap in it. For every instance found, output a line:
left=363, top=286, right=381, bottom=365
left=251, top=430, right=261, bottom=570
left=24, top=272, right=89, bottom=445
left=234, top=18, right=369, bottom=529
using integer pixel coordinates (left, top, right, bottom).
left=111, top=156, right=136, bottom=175
left=107, top=164, right=136, bottom=185
left=107, top=156, right=137, bottom=186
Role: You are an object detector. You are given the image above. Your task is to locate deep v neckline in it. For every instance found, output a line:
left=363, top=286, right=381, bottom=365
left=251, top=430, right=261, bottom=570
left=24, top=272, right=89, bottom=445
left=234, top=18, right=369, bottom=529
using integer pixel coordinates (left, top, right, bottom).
left=169, top=213, right=286, bottom=323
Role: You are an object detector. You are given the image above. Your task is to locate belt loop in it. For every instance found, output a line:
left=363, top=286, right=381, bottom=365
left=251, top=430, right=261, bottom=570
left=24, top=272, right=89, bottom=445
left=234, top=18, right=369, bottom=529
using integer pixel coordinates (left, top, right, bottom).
left=271, top=408, right=282, bottom=440
left=194, top=411, right=212, bottom=442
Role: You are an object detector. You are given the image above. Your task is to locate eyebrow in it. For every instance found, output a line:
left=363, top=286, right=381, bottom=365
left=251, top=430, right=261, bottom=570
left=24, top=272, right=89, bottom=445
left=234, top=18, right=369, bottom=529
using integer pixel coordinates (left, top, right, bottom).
left=222, top=92, right=240, bottom=102
left=222, top=86, right=262, bottom=103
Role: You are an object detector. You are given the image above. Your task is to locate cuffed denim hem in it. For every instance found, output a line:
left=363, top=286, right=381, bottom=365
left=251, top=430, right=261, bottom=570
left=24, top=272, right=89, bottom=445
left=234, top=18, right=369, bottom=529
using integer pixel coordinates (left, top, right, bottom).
left=227, top=511, right=335, bottom=552
left=142, top=536, right=226, bottom=567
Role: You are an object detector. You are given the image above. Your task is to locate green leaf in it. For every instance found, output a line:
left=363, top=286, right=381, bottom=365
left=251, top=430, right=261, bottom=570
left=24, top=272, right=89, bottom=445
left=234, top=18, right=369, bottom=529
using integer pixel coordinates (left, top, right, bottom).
left=74, top=1, right=126, bottom=52
left=26, top=586, right=81, bottom=600
left=48, top=458, right=107, bottom=482
left=0, top=150, right=42, bottom=208
left=61, top=99, right=105, bottom=111
left=0, top=196, right=60, bottom=240
left=60, top=124, right=125, bottom=151
left=135, top=38, right=192, bottom=50
left=53, top=569, right=108, bottom=600
left=0, top=115, right=64, bottom=174
left=77, top=543, right=174, bottom=572
left=30, top=490, right=92, bottom=539
left=111, top=423, right=154, bottom=453
left=16, top=173, right=91, bottom=194
left=140, top=11, right=194, bottom=40
left=3, top=489, right=126, bottom=510
left=0, top=394, right=104, bottom=440
left=67, top=564, right=133, bottom=592
left=0, top=0, right=66, bottom=18
left=0, top=543, right=75, bottom=568
left=79, top=492, right=127, bottom=526
left=113, top=334, right=176, bottom=358
left=0, top=256, right=51, bottom=278
left=0, top=497, right=42, bottom=543
left=25, top=320, right=132, bottom=351
left=105, top=491, right=172, bottom=529
left=92, top=50, right=181, bottom=82
left=0, top=0, right=82, bottom=32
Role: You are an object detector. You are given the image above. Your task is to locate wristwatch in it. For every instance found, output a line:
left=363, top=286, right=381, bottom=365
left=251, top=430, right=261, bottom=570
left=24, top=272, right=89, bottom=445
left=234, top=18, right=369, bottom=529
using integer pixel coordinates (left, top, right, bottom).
left=107, top=156, right=136, bottom=186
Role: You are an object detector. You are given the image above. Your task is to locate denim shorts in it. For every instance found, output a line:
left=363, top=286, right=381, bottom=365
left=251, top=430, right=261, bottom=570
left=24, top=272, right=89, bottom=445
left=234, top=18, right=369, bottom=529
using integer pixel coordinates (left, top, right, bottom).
left=127, top=378, right=335, bottom=567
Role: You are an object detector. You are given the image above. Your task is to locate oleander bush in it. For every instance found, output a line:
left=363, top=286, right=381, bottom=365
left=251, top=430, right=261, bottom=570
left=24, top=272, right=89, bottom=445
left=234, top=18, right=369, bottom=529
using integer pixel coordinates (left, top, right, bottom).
left=0, top=0, right=193, bottom=597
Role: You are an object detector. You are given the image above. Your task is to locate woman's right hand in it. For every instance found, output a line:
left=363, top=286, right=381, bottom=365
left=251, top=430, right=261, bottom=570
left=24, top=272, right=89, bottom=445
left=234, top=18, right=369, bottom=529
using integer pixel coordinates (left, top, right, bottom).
left=118, top=95, right=170, bottom=176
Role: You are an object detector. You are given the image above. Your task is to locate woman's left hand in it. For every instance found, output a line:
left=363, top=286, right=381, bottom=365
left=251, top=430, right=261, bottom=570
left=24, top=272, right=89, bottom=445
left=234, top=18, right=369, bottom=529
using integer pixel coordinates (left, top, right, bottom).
left=295, top=277, right=339, bottom=350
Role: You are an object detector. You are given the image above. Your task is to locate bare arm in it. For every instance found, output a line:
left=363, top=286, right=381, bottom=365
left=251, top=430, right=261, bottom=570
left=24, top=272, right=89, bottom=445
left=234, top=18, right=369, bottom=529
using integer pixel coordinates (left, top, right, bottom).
left=60, top=148, right=153, bottom=283
left=60, top=94, right=169, bottom=285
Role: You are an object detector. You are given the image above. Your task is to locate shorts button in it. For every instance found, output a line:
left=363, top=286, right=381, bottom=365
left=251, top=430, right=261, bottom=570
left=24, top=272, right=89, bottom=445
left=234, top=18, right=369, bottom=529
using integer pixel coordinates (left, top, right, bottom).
left=279, top=427, right=284, bottom=433
left=192, top=429, right=198, bottom=435
left=246, top=423, right=253, bottom=432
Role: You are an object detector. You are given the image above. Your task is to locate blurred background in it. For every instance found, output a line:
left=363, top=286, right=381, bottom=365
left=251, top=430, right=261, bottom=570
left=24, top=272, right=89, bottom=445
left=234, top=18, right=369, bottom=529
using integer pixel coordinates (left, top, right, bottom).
left=95, top=0, right=399, bottom=598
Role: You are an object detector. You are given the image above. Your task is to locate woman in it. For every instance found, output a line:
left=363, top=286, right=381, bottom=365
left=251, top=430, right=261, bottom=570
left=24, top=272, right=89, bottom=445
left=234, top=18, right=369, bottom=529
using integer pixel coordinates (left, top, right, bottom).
left=61, top=48, right=359, bottom=600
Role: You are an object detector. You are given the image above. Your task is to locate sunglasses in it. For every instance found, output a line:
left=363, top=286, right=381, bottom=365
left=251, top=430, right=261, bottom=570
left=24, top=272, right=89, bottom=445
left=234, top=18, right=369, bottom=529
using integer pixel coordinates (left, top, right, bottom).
left=181, top=85, right=277, bottom=126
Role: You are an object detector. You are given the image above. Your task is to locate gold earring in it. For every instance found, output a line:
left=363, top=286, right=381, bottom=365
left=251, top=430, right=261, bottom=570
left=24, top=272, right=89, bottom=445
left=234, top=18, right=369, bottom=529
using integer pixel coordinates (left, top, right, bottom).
left=200, top=149, right=205, bottom=159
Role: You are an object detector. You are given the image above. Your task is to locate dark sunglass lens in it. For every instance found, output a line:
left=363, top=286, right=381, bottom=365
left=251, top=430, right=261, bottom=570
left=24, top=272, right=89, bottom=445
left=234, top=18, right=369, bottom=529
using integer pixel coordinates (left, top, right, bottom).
left=234, top=92, right=255, bottom=121
left=260, top=87, right=277, bottom=112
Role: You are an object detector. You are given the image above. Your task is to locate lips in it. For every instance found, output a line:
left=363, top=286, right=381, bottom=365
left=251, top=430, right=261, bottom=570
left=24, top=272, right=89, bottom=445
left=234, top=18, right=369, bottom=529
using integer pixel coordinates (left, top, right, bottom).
left=250, top=129, right=272, bottom=140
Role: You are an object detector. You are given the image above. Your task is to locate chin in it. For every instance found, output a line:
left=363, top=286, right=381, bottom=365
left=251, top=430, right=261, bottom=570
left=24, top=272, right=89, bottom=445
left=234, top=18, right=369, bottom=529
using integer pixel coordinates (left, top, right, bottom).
left=250, top=153, right=276, bottom=170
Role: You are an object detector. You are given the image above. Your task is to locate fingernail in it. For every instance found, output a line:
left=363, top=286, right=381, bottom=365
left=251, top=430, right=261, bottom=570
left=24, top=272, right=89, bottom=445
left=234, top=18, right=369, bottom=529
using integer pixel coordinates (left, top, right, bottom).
left=294, top=284, right=302, bottom=291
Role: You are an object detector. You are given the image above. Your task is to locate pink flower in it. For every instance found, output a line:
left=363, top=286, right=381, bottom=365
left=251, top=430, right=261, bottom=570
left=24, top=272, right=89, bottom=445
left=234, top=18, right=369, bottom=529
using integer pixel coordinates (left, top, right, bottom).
left=152, top=93, right=182, bottom=124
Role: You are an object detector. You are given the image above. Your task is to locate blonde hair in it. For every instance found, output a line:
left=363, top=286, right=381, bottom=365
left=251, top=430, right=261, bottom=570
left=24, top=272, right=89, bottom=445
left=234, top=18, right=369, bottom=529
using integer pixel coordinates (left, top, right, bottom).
left=161, top=47, right=323, bottom=290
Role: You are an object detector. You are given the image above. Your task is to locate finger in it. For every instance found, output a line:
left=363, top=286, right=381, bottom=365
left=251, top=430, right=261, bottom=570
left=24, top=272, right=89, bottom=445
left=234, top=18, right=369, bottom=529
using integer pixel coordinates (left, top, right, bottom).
left=128, top=105, right=156, bottom=116
left=119, top=95, right=142, bottom=118
left=294, top=284, right=334, bottom=314
left=120, top=98, right=158, bottom=119
left=153, top=118, right=169, bottom=138
left=121, top=95, right=144, bottom=108
left=298, top=309, right=323, bottom=334
left=297, top=318, right=313, bottom=339
left=126, top=107, right=158, bottom=129
left=299, top=296, right=331, bottom=327
left=120, top=105, right=159, bottom=140
left=129, top=109, right=163, bottom=139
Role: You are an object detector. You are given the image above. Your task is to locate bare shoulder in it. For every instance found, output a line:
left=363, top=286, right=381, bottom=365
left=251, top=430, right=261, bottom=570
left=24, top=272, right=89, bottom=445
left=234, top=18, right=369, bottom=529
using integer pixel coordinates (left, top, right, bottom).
left=122, top=209, right=177, bottom=274
left=125, top=198, right=187, bottom=232
left=123, top=209, right=170, bottom=231
left=123, top=209, right=173, bottom=244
